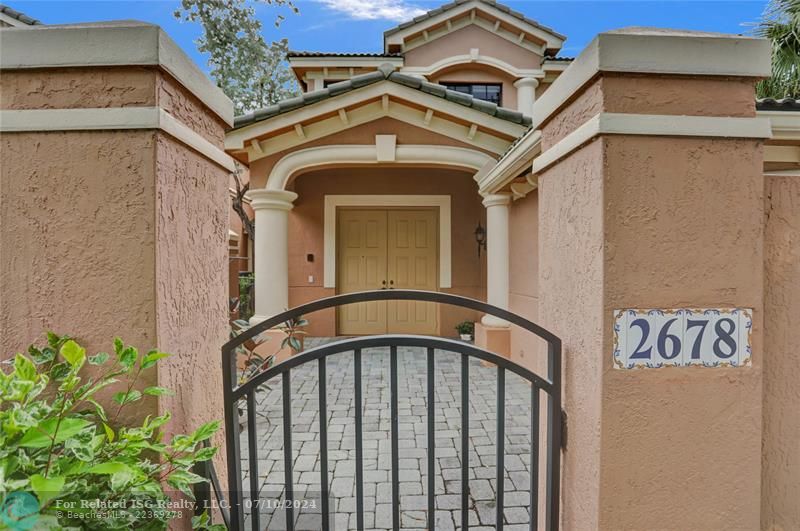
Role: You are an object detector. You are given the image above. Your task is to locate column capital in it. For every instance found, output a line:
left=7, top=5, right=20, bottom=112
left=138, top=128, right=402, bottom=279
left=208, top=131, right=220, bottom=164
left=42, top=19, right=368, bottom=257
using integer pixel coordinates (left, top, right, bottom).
left=482, top=193, right=512, bottom=208
left=513, top=77, right=540, bottom=89
left=246, top=189, right=298, bottom=211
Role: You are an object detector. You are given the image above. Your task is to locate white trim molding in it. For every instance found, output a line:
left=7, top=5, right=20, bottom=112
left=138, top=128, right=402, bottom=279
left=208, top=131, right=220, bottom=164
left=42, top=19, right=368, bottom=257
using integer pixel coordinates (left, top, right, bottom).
left=265, top=143, right=495, bottom=191
left=532, top=113, right=773, bottom=174
left=477, top=129, right=541, bottom=195
left=759, top=110, right=800, bottom=141
left=323, top=195, right=452, bottom=289
left=0, top=22, right=233, bottom=125
left=0, top=107, right=236, bottom=171
left=531, top=29, right=771, bottom=130
left=401, top=54, right=544, bottom=79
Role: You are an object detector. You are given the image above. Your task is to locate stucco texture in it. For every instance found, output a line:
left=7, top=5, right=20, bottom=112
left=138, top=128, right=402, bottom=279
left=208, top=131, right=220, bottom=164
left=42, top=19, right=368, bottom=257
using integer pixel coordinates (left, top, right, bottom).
left=508, top=189, right=544, bottom=373
left=0, top=67, right=157, bottom=110
left=541, top=74, right=758, bottom=150
left=1, top=130, right=160, bottom=427
left=537, top=132, right=765, bottom=530
left=153, top=133, right=229, bottom=451
left=287, top=167, right=486, bottom=337
left=762, top=174, right=800, bottom=531
left=537, top=139, right=605, bottom=531
left=600, top=135, right=763, bottom=531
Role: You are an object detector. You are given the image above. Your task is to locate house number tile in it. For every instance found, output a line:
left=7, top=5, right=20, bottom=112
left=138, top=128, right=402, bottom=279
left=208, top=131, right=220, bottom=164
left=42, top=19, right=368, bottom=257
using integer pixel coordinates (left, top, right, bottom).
left=613, top=308, right=753, bottom=369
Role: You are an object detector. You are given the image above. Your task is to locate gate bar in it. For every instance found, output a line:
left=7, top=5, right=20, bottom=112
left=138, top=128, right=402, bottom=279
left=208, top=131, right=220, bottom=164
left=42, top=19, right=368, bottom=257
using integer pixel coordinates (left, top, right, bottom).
left=546, top=340, right=562, bottom=531
left=318, top=358, right=330, bottom=531
left=496, top=366, right=506, bottom=531
left=282, top=371, right=295, bottom=531
left=222, top=346, right=245, bottom=530
left=530, top=385, right=540, bottom=531
left=460, top=353, right=469, bottom=531
left=246, top=391, right=260, bottom=531
left=390, top=346, right=400, bottom=531
left=354, top=349, right=365, bottom=531
left=426, top=347, right=435, bottom=530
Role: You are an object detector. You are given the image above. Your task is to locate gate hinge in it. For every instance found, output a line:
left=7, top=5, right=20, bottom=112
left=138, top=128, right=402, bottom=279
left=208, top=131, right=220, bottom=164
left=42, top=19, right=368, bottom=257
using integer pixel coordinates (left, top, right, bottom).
left=561, top=409, right=567, bottom=450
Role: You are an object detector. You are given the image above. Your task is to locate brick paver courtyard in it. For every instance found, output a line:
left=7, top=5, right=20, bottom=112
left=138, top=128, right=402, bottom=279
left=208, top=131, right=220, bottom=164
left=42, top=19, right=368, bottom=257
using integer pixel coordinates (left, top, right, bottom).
left=241, top=338, right=539, bottom=530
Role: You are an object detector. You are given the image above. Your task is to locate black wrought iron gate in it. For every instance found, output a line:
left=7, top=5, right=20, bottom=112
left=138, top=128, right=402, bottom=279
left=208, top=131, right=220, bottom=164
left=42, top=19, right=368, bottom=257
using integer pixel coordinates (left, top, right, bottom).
left=219, top=290, right=561, bottom=531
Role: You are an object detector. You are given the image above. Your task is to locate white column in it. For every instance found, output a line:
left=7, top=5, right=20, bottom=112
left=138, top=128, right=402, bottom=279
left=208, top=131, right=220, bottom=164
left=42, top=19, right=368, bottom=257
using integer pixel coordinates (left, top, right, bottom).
left=481, top=193, right=512, bottom=327
left=247, top=189, right=298, bottom=324
left=513, top=77, right=539, bottom=117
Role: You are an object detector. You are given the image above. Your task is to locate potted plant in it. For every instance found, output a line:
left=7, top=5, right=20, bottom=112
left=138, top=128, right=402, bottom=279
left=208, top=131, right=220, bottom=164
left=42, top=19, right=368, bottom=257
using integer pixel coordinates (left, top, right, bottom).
left=455, top=321, right=474, bottom=341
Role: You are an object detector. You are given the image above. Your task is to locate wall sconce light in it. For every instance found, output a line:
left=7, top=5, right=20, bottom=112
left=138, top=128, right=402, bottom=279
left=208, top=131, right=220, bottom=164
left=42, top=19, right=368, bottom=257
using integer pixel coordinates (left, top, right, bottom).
left=474, top=222, right=487, bottom=258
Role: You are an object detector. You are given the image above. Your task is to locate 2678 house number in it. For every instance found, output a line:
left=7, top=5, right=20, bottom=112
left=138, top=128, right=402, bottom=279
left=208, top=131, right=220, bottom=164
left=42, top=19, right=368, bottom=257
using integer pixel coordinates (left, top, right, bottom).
left=613, top=308, right=753, bottom=369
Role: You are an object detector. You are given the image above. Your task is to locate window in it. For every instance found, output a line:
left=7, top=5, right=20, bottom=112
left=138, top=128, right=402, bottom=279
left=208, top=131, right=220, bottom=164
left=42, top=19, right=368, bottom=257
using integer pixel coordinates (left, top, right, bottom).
left=442, top=83, right=502, bottom=106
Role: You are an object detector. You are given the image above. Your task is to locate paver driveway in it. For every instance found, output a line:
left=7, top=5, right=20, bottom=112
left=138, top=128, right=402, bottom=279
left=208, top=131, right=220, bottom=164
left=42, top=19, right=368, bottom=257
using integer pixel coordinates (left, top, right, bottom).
left=241, top=338, right=539, bottom=530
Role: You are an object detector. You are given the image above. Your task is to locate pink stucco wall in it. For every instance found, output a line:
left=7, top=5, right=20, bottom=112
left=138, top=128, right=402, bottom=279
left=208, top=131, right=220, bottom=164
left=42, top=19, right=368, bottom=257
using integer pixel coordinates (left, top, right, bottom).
left=153, top=133, right=229, bottom=449
left=599, top=135, right=763, bottom=530
left=762, top=173, right=800, bottom=530
left=287, top=167, right=487, bottom=337
left=0, top=130, right=160, bottom=427
left=537, top=139, right=606, bottom=530
left=508, top=189, right=543, bottom=372
left=0, top=64, right=231, bottom=487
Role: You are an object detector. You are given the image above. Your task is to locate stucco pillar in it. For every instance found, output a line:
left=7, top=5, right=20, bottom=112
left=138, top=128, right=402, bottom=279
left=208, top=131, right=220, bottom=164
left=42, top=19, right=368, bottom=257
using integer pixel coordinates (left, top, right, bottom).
left=0, top=22, right=235, bottom=501
left=532, top=29, right=770, bottom=530
left=247, top=189, right=298, bottom=323
left=513, top=77, right=539, bottom=116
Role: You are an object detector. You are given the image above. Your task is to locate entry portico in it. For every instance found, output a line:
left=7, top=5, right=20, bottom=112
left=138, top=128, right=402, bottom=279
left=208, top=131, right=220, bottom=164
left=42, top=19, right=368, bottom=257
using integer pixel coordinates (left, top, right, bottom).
left=227, top=64, right=530, bottom=338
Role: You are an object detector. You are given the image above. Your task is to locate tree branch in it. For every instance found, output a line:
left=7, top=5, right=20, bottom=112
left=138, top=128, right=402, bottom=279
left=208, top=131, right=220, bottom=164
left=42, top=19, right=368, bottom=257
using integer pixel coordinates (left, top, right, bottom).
left=231, top=163, right=255, bottom=242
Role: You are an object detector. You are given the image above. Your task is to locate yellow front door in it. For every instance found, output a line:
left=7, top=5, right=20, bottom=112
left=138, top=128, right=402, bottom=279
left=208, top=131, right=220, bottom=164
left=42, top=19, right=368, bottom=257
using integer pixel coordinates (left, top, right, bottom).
left=336, top=208, right=438, bottom=335
left=387, top=210, right=438, bottom=335
left=337, top=210, right=388, bottom=335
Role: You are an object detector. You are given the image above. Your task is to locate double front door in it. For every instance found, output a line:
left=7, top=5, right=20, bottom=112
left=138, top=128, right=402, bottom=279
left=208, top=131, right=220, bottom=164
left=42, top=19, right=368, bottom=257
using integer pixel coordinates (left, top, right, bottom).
left=337, top=208, right=438, bottom=335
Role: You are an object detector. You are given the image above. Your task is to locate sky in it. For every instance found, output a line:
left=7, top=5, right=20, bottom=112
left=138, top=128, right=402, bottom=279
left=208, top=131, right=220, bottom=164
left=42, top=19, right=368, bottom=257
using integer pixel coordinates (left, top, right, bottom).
left=10, top=0, right=769, bottom=72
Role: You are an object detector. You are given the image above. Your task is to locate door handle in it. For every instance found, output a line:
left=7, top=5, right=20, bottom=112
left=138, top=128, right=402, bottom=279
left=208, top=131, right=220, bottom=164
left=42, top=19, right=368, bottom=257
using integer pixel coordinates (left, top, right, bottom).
left=388, top=280, right=394, bottom=289
left=381, top=280, right=387, bottom=290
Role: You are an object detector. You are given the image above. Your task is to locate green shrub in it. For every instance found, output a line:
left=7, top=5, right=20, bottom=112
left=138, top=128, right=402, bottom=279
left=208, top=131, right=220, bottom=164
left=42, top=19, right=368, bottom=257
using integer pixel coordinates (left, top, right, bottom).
left=0, top=333, right=222, bottom=530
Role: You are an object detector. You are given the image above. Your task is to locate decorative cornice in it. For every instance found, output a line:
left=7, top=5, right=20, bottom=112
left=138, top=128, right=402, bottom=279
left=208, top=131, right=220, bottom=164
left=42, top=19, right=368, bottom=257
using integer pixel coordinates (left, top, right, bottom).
left=530, top=29, right=771, bottom=131
left=532, top=113, right=773, bottom=174
left=0, top=22, right=233, bottom=126
left=0, top=107, right=236, bottom=171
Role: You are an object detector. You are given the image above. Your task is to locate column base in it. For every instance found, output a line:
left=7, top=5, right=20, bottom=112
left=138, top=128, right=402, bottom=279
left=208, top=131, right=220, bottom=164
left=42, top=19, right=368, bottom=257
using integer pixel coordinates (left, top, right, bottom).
left=474, top=322, right=511, bottom=360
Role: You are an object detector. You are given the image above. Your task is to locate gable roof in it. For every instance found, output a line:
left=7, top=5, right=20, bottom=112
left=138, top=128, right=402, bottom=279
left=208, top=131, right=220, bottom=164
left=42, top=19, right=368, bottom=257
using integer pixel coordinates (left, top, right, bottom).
left=0, top=4, right=42, bottom=26
left=233, top=63, right=531, bottom=130
left=383, top=0, right=565, bottom=54
left=385, top=0, right=564, bottom=41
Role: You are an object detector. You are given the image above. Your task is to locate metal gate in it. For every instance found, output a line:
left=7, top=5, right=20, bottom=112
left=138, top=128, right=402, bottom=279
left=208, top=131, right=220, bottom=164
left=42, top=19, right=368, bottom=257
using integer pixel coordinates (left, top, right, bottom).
left=219, top=290, right=561, bottom=530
